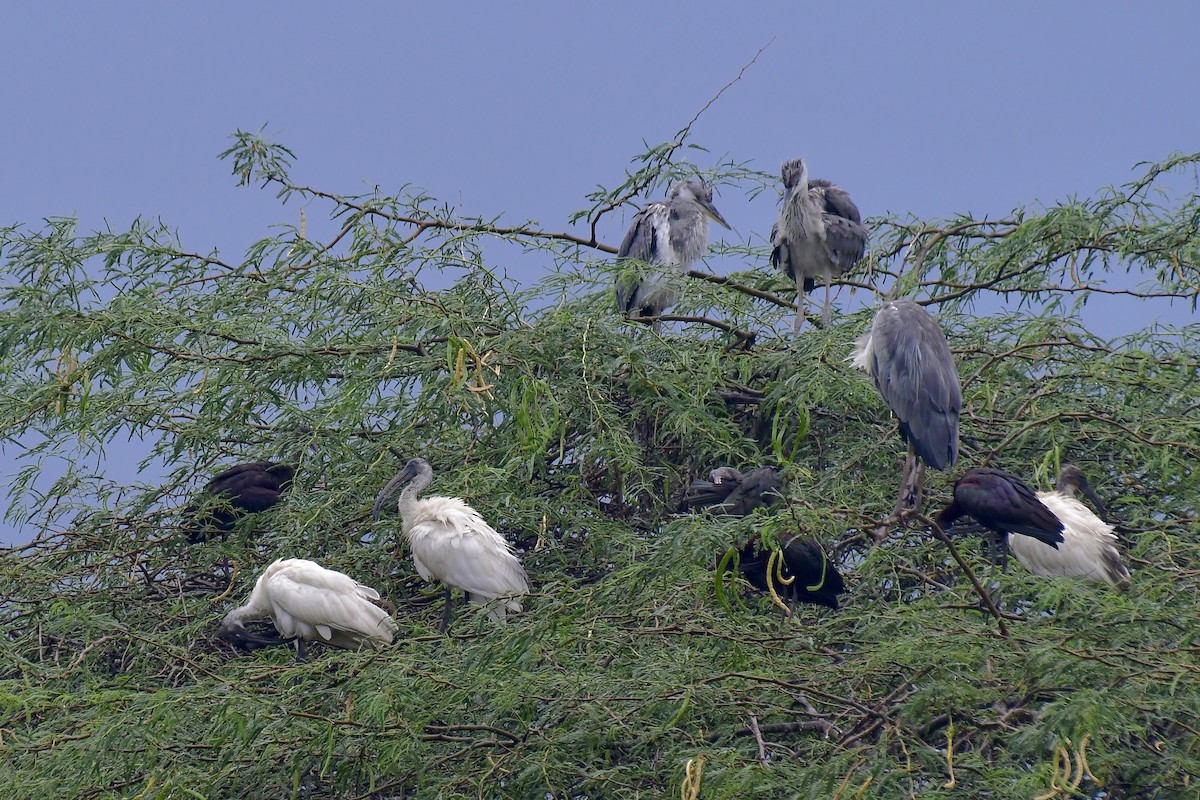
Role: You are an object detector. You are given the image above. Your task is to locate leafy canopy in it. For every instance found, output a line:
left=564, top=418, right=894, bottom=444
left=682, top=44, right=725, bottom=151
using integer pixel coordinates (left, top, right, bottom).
left=1, top=131, right=1198, bottom=798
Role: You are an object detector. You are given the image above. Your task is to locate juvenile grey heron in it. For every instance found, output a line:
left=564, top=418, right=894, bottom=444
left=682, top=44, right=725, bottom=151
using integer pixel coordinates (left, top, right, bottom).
left=1014, top=465, right=1130, bottom=586
left=935, top=467, right=1065, bottom=575
left=614, top=179, right=730, bottom=329
left=852, top=300, right=961, bottom=515
left=219, top=558, right=398, bottom=660
left=683, top=465, right=782, bottom=516
left=372, top=458, right=529, bottom=632
left=184, top=460, right=295, bottom=542
left=770, top=159, right=868, bottom=332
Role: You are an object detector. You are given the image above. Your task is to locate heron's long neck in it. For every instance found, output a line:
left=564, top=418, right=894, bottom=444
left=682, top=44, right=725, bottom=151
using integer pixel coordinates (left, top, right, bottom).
left=794, top=164, right=810, bottom=194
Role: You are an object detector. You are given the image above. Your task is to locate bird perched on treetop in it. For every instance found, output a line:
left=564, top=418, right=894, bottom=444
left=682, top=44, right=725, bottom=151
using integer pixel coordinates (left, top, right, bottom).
left=683, top=466, right=782, bottom=516
left=219, top=558, right=398, bottom=659
left=935, top=467, right=1065, bottom=574
left=770, top=158, right=868, bottom=332
left=183, top=460, right=295, bottom=542
left=852, top=300, right=961, bottom=518
left=372, top=457, right=529, bottom=632
left=1012, top=464, right=1131, bottom=586
left=615, top=179, right=730, bottom=329
left=737, top=533, right=846, bottom=611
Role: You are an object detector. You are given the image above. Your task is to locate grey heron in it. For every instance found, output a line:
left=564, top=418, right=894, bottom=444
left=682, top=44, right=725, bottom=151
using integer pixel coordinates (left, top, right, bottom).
left=219, top=558, right=398, bottom=659
left=184, top=460, right=295, bottom=542
left=683, top=465, right=782, bottom=516
left=372, top=457, right=529, bottom=632
left=935, top=467, right=1065, bottom=575
left=852, top=300, right=961, bottom=515
left=614, top=179, right=730, bottom=329
left=1013, top=465, right=1130, bottom=586
left=770, top=159, right=868, bottom=332
left=738, top=533, right=845, bottom=611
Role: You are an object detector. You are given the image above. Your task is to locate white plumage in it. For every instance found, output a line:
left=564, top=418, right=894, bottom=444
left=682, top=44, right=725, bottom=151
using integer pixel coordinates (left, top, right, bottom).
left=1009, top=466, right=1131, bottom=587
left=372, top=458, right=529, bottom=630
left=219, top=558, right=397, bottom=655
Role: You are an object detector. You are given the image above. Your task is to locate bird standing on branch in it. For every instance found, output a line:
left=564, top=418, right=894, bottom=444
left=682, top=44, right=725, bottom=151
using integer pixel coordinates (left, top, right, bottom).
left=615, top=179, right=730, bottom=330
left=852, top=300, right=961, bottom=519
left=219, top=558, right=397, bottom=660
left=770, top=158, right=868, bottom=332
left=373, top=458, right=529, bottom=632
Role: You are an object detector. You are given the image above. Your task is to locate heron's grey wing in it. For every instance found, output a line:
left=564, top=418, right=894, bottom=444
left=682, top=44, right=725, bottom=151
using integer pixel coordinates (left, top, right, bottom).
left=814, top=182, right=863, bottom=224
left=768, top=220, right=782, bottom=270
left=822, top=215, right=868, bottom=275
left=617, top=206, right=660, bottom=262
left=869, top=302, right=961, bottom=469
left=615, top=205, right=664, bottom=313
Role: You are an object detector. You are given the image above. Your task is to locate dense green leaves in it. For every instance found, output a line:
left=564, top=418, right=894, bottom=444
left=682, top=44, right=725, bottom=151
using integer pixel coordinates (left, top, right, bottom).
left=1, top=135, right=1198, bottom=798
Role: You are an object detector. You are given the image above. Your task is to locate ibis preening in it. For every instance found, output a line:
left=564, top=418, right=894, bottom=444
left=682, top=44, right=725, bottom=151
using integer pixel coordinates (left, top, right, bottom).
left=219, top=558, right=397, bottom=659
left=770, top=158, right=868, bottom=332
left=372, top=458, right=529, bottom=632
left=1010, top=465, right=1131, bottom=586
left=615, top=179, right=730, bottom=329
left=683, top=466, right=782, bottom=515
left=184, top=460, right=295, bottom=542
left=852, top=300, right=961, bottom=516
left=738, top=533, right=846, bottom=611
left=935, top=467, right=1065, bottom=574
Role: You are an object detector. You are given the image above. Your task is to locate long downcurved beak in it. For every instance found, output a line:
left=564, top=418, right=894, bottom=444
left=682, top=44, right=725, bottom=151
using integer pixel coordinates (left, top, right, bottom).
left=371, top=465, right=417, bottom=520
left=1077, top=479, right=1110, bottom=521
left=219, top=621, right=294, bottom=651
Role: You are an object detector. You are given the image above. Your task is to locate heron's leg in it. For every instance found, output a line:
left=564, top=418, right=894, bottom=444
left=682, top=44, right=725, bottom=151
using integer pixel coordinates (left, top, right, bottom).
left=439, top=585, right=455, bottom=633
left=821, top=276, right=833, bottom=328
left=892, top=443, right=921, bottom=516
left=794, top=273, right=805, bottom=333
left=295, top=638, right=307, bottom=663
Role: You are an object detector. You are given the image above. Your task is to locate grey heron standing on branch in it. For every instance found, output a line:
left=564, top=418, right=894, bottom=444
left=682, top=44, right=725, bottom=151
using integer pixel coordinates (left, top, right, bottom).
left=852, top=300, right=961, bottom=518
left=615, top=179, right=730, bottom=330
left=770, top=159, right=868, bottom=332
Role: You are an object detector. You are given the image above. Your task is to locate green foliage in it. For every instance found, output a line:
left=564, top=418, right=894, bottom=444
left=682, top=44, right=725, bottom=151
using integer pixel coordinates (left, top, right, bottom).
left=1, top=132, right=1198, bottom=798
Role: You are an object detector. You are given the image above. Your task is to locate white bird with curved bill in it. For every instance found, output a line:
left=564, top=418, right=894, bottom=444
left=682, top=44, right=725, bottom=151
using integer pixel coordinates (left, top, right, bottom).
left=1011, top=465, right=1131, bottom=587
left=372, top=457, right=529, bottom=632
left=219, top=558, right=398, bottom=659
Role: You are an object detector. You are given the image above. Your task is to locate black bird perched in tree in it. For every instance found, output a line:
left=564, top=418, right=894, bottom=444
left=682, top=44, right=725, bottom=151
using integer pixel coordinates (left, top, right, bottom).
left=683, top=466, right=782, bottom=516
left=770, top=158, right=868, bottom=332
left=852, top=300, right=961, bottom=518
left=184, top=460, right=295, bottom=542
left=738, top=533, right=845, bottom=611
left=614, top=179, right=730, bottom=330
left=935, top=467, right=1065, bottom=573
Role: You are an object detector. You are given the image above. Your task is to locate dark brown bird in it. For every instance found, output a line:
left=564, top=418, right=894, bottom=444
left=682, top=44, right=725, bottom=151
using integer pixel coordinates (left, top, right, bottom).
left=738, top=533, right=845, bottom=610
left=935, top=467, right=1065, bottom=572
left=184, top=460, right=295, bottom=542
left=683, top=466, right=782, bottom=516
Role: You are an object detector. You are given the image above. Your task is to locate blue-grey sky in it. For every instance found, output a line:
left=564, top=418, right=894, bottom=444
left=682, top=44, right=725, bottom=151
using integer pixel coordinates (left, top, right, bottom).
left=2, top=3, right=1197, bottom=544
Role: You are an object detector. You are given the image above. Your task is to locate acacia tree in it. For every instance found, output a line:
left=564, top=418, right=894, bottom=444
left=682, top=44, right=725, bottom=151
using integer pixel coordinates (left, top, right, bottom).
left=1, top=130, right=1198, bottom=799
